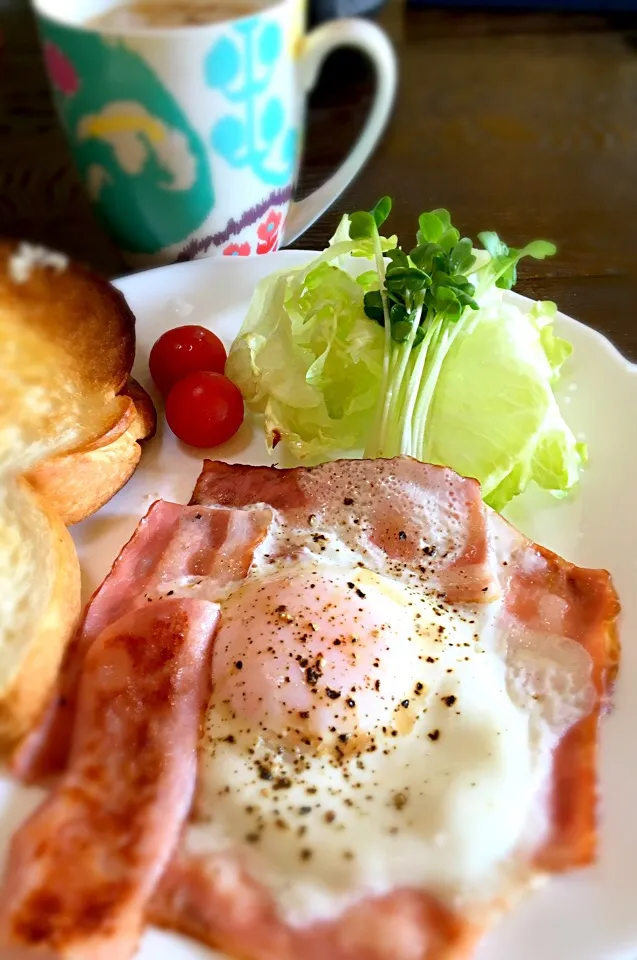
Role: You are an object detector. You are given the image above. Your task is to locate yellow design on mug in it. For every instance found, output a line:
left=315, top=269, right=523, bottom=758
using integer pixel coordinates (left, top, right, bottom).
left=80, top=110, right=166, bottom=143
left=77, top=102, right=197, bottom=190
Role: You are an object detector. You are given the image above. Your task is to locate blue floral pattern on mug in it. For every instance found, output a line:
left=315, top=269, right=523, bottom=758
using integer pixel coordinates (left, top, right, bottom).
left=41, top=23, right=214, bottom=256
left=205, top=16, right=297, bottom=187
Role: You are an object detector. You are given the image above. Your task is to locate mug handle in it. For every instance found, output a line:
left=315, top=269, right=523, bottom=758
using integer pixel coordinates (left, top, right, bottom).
left=280, top=17, right=397, bottom=247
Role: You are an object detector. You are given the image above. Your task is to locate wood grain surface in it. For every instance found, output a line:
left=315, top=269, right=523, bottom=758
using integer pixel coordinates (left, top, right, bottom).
left=0, top=0, right=636, bottom=358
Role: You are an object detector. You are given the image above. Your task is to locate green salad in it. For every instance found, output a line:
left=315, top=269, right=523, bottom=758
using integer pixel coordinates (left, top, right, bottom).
left=226, top=200, right=584, bottom=511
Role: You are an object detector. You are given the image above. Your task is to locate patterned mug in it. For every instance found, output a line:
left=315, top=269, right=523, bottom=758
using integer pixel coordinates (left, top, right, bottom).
left=33, top=0, right=397, bottom=265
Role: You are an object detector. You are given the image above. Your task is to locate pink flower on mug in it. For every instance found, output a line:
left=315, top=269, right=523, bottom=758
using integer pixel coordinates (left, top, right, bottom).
left=44, top=42, right=79, bottom=96
left=256, top=209, right=282, bottom=254
left=223, top=242, right=251, bottom=256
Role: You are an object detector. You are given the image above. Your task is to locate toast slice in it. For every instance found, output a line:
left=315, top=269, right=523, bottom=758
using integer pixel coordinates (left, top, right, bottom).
left=0, top=241, right=156, bottom=744
left=0, top=479, right=81, bottom=749
left=0, top=241, right=155, bottom=481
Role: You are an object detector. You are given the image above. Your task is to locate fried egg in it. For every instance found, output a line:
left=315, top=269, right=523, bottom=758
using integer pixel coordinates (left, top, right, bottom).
left=190, top=530, right=595, bottom=928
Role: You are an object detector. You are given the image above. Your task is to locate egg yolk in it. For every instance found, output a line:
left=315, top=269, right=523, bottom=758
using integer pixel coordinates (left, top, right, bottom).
left=212, top=565, right=428, bottom=752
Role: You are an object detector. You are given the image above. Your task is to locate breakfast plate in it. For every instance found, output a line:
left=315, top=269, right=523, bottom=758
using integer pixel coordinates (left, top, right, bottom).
left=1, top=250, right=636, bottom=960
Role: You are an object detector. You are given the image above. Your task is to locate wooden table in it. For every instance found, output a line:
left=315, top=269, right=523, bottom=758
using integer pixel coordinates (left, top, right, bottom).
left=1, top=0, right=636, bottom=359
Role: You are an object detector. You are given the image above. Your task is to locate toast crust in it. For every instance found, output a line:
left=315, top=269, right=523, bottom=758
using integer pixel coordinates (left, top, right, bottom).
left=26, top=379, right=157, bottom=526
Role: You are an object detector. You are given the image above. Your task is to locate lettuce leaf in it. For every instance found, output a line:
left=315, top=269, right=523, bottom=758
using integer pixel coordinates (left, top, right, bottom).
left=422, top=298, right=585, bottom=510
left=227, top=214, right=583, bottom=510
left=226, top=260, right=384, bottom=463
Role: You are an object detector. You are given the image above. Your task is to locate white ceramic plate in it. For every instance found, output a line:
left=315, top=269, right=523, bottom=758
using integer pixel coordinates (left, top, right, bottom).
left=1, top=251, right=636, bottom=960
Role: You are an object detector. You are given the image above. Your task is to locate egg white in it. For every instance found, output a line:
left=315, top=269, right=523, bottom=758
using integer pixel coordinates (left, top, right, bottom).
left=188, top=537, right=594, bottom=927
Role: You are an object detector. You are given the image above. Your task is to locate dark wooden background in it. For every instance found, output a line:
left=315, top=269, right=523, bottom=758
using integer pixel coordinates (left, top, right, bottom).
left=1, top=0, right=636, bottom=358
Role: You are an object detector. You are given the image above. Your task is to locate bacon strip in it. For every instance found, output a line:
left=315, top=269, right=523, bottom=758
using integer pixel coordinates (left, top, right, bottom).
left=495, top=523, right=620, bottom=870
left=191, top=457, right=497, bottom=603
left=12, top=500, right=272, bottom=784
left=0, top=598, right=218, bottom=960
left=150, top=849, right=485, bottom=960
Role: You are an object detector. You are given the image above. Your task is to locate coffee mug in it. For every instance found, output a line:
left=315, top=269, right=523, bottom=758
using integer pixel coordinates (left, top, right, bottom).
left=32, top=0, right=397, bottom=265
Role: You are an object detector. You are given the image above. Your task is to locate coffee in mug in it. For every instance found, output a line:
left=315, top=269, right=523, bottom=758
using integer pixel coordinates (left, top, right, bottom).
left=89, top=0, right=272, bottom=30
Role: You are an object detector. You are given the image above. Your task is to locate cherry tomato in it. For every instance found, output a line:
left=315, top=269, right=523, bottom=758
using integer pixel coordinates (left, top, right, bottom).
left=165, top=371, right=244, bottom=448
left=149, top=325, right=227, bottom=395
